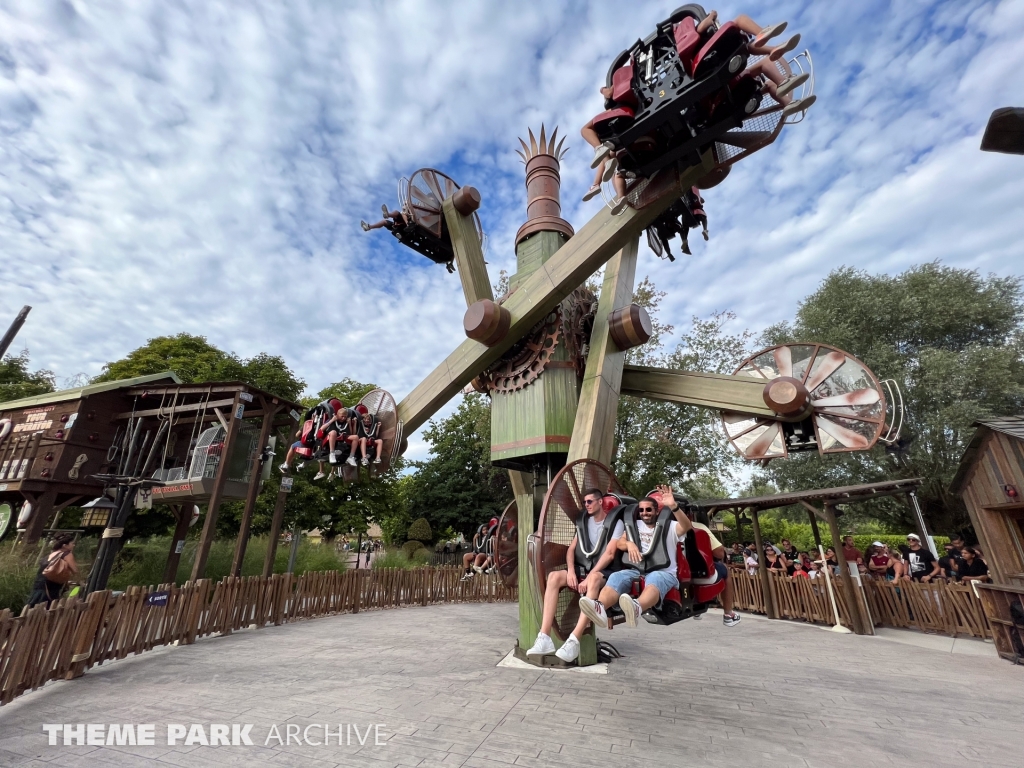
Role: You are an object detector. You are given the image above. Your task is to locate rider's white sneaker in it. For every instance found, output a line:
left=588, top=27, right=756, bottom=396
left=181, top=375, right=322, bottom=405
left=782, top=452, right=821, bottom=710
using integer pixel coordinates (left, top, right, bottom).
left=346, top=456, right=358, bottom=467
left=525, top=633, right=556, bottom=658
left=619, top=594, right=641, bottom=628
left=555, top=634, right=580, bottom=663
left=278, top=463, right=289, bottom=473
left=329, top=451, right=338, bottom=464
left=578, top=597, right=608, bottom=626
left=361, top=457, right=369, bottom=466
left=313, top=471, right=326, bottom=481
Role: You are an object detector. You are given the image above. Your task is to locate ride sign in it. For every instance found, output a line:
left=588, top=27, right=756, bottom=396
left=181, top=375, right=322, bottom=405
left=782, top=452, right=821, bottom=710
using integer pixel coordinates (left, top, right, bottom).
left=0, top=503, right=12, bottom=541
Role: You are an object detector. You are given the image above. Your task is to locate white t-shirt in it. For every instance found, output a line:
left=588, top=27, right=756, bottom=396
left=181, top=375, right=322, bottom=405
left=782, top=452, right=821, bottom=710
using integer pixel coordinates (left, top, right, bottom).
left=625, top=518, right=680, bottom=574
left=581, top=515, right=624, bottom=557
left=690, top=521, right=723, bottom=552
left=745, top=555, right=758, bottom=575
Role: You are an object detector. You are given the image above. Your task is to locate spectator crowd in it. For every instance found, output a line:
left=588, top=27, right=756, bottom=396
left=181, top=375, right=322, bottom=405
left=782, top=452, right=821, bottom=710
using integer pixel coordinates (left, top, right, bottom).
left=726, top=534, right=990, bottom=584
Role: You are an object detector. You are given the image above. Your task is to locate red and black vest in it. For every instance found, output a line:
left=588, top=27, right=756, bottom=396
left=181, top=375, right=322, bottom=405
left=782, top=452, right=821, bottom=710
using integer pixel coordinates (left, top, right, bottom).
left=623, top=506, right=675, bottom=575
left=574, top=498, right=630, bottom=572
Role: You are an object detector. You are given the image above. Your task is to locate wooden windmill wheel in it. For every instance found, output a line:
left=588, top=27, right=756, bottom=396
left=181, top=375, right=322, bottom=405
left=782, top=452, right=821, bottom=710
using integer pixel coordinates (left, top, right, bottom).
left=397, top=169, right=485, bottom=268
left=721, top=343, right=887, bottom=460
left=534, top=459, right=625, bottom=641
left=494, top=500, right=519, bottom=588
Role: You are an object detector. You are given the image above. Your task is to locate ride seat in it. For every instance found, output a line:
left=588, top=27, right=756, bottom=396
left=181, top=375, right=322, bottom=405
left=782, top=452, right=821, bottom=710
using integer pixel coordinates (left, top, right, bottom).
left=673, top=18, right=702, bottom=75
left=693, top=21, right=742, bottom=79
left=591, top=106, right=636, bottom=134
left=611, top=61, right=638, bottom=107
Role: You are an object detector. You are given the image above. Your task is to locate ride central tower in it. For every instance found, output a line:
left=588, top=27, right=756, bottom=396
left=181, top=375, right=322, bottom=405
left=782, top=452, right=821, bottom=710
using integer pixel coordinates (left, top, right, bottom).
left=489, top=127, right=580, bottom=472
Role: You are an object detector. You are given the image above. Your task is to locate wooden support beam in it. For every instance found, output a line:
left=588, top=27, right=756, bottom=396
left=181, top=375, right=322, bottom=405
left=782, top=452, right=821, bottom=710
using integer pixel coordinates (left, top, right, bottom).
left=620, top=366, right=774, bottom=417
left=19, top=488, right=57, bottom=550
left=262, top=489, right=289, bottom=578
left=396, top=152, right=715, bottom=435
left=190, top=393, right=242, bottom=581
left=567, top=236, right=639, bottom=465
left=231, top=401, right=280, bottom=577
left=750, top=509, right=777, bottom=619
left=114, top=398, right=236, bottom=420
left=822, top=501, right=871, bottom=635
left=163, top=504, right=191, bottom=584
left=443, top=196, right=493, bottom=307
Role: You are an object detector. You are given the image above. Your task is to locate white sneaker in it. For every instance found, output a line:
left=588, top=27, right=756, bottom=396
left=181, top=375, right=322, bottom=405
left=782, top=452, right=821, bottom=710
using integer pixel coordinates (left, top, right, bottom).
left=582, top=184, right=601, bottom=202
left=601, top=156, right=618, bottom=183
left=346, top=456, right=358, bottom=466
left=329, top=451, right=338, bottom=465
left=753, top=21, right=787, bottom=47
left=361, top=457, right=369, bottom=466
left=278, top=463, right=290, bottom=473
left=618, top=593, right=641, bottom=628
left=723, top=612, right=741, bottom=627
left=373, top=457, right=381, bottom=464
left=776, top=72, right=809, bottom=100
left=555, top=635, right=580, bottom=662
left=472, top=565, right=483, bottom=575
left=313, top=471, right=326, bottom=481
left=295, top=461, right=305, bottom=471
left=590, top=141, right=614, bottom=169
left=610, top=196, right=629, bottom=215
left=526, top=633, right=556, bottom=657
left=782, top=94, right=816, bottom=119
left=460, top=571, right=474, bottom=581
left=578, top=597, right=608, bottom=626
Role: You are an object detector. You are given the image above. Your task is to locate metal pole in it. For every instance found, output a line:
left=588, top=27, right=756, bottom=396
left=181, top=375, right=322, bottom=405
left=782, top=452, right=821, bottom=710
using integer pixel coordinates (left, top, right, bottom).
left=818, top=544, right=851, bottom=633
left=908, top=491, right=938, bottom=558
left=286, top=525, right=300, bottom=574
left=0, top=306, right=31, bottom=359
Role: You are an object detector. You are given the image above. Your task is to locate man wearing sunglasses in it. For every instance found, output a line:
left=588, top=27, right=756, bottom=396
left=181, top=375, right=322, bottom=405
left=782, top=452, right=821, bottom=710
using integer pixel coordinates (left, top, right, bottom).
left=526, top=488, right=624, bottom=663
left=579, top=485, right=691, bottom=629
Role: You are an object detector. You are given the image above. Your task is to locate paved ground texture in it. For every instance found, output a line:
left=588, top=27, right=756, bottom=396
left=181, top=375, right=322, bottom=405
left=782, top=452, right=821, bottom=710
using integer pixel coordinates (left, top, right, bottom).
left=1, top=603, right=1022, bottom=768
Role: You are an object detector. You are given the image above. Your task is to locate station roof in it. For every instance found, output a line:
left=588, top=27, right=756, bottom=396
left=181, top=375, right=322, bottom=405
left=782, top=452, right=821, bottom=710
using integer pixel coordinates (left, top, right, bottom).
left=695, top=478, right=924, bottom=514
left=0, top=372, right=182, bottom=411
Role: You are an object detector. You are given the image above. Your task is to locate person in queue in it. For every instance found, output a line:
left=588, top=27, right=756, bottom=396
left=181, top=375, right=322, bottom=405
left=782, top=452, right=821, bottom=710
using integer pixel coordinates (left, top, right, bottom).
left=27, top=534, right=78, bottom=607
left=527, top=488, right=626, bottom=663
left=905, top=533, right=940, bottom=582
left=953, top=546, right=990, bottom=583
left=578, top=485, right=690, bottom=629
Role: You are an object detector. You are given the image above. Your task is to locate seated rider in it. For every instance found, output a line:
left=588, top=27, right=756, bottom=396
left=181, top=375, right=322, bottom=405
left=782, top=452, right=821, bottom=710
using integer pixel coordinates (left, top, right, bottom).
left=526, top=488, right=625, bottom=663
left=461, top=521, right=496, bottom=580
left=361, top=204, right=409, bottom=233
left=578, top=485, right=690, bottom=628
left=687, top=508, right=740, bottom=627
left=347, top=410, right=384, bottom=467
left=279, top=398, right=342, bottom=478
left=316, top=402, right=355, bottom=471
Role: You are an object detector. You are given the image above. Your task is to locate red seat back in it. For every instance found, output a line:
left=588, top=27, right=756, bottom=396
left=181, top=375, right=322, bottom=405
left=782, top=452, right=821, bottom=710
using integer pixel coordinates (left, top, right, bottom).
left=693, top=21, right=742, bottom=78
left=673, top=18, right=701, bottom=75
left=611, top=61, right=638, bottom=107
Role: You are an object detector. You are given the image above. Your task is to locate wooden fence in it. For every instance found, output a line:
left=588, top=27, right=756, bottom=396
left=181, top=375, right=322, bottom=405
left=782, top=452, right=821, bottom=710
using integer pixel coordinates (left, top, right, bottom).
left=730, top=569, right=992, bottom=639
left=0, top=566, right=515, bottom=707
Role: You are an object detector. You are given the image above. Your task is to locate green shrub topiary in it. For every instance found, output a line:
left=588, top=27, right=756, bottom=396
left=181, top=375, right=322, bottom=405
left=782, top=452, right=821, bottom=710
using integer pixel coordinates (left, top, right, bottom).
left=407, top=518, right=433, bottom=544
left=401, top=540, right=425, bottom=559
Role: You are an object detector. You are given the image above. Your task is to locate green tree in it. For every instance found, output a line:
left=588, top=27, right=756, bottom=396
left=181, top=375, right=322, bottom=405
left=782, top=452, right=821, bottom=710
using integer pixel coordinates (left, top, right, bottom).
left=760, top=262, right=1024, bottom=534
left=405, top=394, right=511, bottom=536
left=613, top=277, right=752, bottom=498
left=0, top=351, right=55, bottom=403
left=94, top=333, right=305, bottom=401
left=407, top=518, right=433, bottom=544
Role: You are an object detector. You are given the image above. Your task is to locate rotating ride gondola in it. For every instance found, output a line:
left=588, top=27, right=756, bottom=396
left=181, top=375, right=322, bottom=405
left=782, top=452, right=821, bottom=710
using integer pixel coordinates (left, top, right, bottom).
left=293, top=388, right=402, bottom=482
left=721, top=344, right=895, bottom=461
left=533, top=459, right=726, bottom=636
left=494, top=499, right=519, bottom=588
left=589, top=4, right=815, bottom=224
left=391, top=169, right=486, bottom=273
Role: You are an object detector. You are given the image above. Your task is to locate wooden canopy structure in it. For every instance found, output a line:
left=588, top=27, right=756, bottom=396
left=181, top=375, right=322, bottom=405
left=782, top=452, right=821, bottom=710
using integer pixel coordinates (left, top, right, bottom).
left=0, top=375, right=303, bottom=586
left=695, top=478, right=924, bottom=635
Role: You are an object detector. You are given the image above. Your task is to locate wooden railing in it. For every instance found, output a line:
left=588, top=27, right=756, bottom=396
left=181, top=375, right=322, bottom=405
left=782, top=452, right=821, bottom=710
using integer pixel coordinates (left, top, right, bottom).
left=0, top=566, right=515, bottom=706
left=730, top=569, right=992, bottom=639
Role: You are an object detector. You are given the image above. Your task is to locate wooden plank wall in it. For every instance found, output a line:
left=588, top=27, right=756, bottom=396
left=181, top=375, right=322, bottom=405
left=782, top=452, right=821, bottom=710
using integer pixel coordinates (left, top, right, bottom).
left=0, top=567, right=516, bottom=707
left=961, top=432, right=1024, bottom=584
left=728, top=570, right=992, bottom=639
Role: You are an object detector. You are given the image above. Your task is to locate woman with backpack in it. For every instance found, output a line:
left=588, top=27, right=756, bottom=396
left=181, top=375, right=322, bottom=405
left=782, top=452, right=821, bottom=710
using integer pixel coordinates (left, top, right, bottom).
left=27, top=533, right=78, bottom=608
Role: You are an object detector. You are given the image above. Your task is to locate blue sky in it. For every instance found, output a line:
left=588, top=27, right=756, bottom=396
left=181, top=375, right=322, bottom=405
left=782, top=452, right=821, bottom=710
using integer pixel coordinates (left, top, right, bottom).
left=2, top=0, right=1022, bottom=462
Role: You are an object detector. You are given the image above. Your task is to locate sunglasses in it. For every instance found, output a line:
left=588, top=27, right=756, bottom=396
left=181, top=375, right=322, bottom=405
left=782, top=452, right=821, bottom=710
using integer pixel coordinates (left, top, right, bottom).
left=583, top=498, right=600, bottom=505
left=638, top=506, right=656, bottom=512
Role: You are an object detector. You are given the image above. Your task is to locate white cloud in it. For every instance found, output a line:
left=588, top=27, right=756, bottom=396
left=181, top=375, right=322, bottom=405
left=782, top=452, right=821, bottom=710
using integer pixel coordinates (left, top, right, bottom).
left=1, top=0, right=1021, bottom=465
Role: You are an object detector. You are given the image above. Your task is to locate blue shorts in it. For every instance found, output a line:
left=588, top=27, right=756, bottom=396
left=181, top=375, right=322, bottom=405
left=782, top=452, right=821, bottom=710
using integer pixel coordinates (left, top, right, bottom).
left=291, top=441, right=303, bottom=449
left=715, top=562, right=728, bottom=581
left=606, top=568, right=679, bottom=606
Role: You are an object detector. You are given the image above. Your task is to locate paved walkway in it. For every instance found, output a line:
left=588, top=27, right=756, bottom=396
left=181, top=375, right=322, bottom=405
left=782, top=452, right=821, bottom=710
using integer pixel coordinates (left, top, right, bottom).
left=1, top=603, right=1021, bottom=767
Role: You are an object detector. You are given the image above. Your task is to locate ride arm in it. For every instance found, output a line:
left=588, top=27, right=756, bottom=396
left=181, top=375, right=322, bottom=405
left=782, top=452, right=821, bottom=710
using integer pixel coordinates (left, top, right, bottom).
left=616, top=532, right=642, bottom=565
left=589, top=537, right=619, bottom=574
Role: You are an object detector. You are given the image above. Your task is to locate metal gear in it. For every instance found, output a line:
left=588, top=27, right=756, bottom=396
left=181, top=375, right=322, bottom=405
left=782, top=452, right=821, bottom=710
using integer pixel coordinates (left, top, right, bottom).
left=481, top=308, right=562, bottom=393
left=561, top=287, right=598, bottom=378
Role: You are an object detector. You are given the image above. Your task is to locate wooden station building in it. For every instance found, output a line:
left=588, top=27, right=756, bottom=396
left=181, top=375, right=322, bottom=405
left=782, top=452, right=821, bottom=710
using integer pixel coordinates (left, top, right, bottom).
left=950, top=416, right=1024, bottom=587
left=0, top=374, right=302, bottom=583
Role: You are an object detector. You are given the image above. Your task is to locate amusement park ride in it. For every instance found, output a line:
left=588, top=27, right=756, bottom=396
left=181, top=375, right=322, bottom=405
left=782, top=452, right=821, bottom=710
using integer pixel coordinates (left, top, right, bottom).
left=349, top=4, right=903, bottom=666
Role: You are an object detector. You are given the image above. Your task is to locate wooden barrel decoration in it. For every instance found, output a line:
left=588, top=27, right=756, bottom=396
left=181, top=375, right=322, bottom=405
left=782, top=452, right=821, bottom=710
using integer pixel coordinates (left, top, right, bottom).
left=452, top=185, right=481, bottom=215
left=608, top=304, right=652, bottom=351
left=464, top=299, right=511, bottom=347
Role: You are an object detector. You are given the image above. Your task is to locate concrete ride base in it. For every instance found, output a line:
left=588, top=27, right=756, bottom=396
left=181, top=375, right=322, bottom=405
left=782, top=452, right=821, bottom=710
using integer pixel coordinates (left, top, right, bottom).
left=0, top=603, right=1021, bottom=767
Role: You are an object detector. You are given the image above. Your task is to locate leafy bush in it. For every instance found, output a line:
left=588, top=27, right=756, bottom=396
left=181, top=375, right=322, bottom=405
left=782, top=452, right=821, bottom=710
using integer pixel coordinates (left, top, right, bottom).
left=373, top=549, right=432, bottom=570
left=0, top=535, right=348, bottom=613
left=401, top=540, right=426, bottom=559
left=407, top=518, right=433, bottom=544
